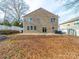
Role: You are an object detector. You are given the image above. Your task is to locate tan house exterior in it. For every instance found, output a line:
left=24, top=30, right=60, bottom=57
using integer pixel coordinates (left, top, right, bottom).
left=23, top=8, right=58, bottom=33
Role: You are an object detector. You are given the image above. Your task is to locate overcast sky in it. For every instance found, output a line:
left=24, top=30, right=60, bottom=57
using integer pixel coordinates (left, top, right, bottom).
left=0, top=0, right=79, bottom=23
left=25, top=0, right=79, bottom=23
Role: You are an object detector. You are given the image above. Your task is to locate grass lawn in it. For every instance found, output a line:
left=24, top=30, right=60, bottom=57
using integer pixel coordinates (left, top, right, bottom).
left=0, top=35, right=79, bottom=59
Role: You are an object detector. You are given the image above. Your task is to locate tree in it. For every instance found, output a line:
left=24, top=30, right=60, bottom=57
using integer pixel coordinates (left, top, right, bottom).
left=61, top=0, right=79, bottom=13
left=2, top=20, right=11, bottom=26
left=19, top=22, right=23, bottom=28
left=0, top=0, right=29, bottom=21
left=0, top=22, right=3, bottom=25
left=55, top=0, right=79, bottom=13
left=11, top=20, right=23, bottom=27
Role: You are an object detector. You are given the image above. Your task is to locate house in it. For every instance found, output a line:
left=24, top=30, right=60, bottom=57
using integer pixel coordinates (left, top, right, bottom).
left=23, top=8, right=58, bottom=33
left=60, top=17, right=79, bottom=36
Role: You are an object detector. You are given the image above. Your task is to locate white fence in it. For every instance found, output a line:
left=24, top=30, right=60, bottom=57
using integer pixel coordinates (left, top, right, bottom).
left=0, top=25, right=23, bottom=31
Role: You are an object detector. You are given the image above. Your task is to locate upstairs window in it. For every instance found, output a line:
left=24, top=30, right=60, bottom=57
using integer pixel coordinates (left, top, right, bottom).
left=51, top=18, right=55, bottom=22
left=29, top=18, right=32, bottom=22
left=26, top=17, right=32, bottom=22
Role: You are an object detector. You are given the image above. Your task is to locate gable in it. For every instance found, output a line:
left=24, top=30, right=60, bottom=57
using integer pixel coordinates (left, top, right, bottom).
left=23, top=8, right=58, bottom=18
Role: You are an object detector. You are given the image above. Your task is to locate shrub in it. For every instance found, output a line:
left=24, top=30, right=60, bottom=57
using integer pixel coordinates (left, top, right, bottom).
left=0, top=30, right=20, bottom=35
left=2, top=20, right=11, bottom=26
left=54, top=30, right=63, bottom=34
left=11, top=20, right=23, bottom=27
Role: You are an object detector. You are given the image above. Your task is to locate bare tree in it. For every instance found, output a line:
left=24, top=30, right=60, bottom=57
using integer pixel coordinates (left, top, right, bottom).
left=64, top=0, right=79, bottom=8
left=57, top=0, right=79, bottom=13
left=0, top=0, right=29, bottom=21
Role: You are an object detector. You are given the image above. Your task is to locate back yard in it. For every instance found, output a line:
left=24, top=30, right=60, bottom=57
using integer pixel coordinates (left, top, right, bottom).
left=0, top=35, right=79, bottom=59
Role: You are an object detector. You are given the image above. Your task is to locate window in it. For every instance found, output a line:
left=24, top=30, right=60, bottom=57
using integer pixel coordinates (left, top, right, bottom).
left=42, top=27, right=47, bottom=33
left=29, top=18, right=32, bottom=22
left=52, top=27, right=54, bottom=29
left=52, top=27, right=54, bottom=32
left=51, top=18, right=55, bottom=22
left=27, top=26, right=36, bottom=30
left=34, top=26, right=36, bottom=30
left=31, top=26, right=33, bottom=30
left=26, top=17, right=32, bottom=22
left=27, top=26, right=29, bottom=30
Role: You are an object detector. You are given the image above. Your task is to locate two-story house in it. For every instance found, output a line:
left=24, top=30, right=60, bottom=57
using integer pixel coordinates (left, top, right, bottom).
left=60, top=17, right=79, bottom=36
left=23, top=8, right=58, bottom=33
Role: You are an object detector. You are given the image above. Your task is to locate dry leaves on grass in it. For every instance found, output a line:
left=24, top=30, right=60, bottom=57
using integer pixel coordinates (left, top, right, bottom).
left=0, top=35, right=79, bottom=59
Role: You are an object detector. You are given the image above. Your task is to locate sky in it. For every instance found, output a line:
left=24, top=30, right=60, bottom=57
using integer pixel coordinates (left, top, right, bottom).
left=25, top=0, right=79, bottom=23
left=0, top=0, right=79, bottom=23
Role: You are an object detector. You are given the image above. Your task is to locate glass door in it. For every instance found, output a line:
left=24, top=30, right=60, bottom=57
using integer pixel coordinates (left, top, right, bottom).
left=42, top=27, right=47, bottom=33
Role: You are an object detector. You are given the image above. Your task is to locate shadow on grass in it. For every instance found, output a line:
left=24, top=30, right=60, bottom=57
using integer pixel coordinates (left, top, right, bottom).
left=0, top=36, right=8, bottom=41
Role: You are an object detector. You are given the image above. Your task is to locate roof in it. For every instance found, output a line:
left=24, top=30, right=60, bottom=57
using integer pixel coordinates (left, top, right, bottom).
left=23, top=8, right=59, bottom=18
left=60, top=17, right=79, bottom=25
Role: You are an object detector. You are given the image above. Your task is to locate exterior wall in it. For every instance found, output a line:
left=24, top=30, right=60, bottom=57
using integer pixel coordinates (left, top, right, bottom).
left=23, top=8, right=58, bottom=33
left=60, top=20, right=79, bottom=36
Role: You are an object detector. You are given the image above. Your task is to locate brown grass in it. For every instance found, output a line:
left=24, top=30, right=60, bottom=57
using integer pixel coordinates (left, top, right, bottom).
left=0, top=35, right=79, bottom=59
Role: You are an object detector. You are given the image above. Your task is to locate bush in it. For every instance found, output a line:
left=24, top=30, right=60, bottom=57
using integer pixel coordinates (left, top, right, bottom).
left=54, top=30, right=63, bottom=34
left=2, top=20, right=11, bottom=26
left=11, top=20, right=23, bottom=27
left=0, top=30, right=20, bottom=35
